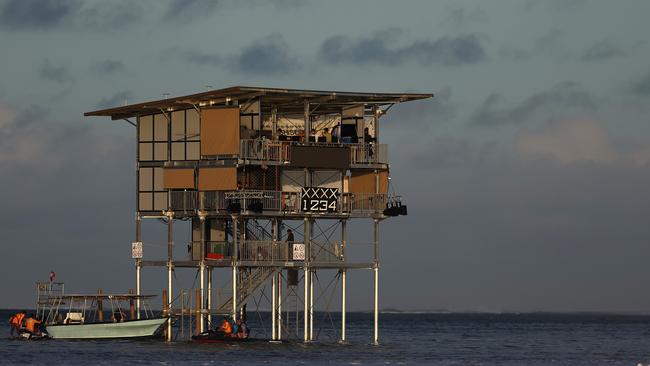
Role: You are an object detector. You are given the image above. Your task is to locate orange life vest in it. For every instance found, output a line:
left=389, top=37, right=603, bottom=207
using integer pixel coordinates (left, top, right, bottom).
left=220, top=320, right=232, bottom=334
left=25, top=318, right=41, bottom=333
left=10, top=313, right=24, bottom=327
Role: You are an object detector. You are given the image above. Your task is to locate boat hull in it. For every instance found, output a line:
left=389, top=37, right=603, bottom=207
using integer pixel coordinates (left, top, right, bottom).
left=45, top=318, right=167, bottom=339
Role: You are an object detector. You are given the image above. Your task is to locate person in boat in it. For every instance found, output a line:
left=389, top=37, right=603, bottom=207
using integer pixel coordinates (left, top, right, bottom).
left=236, top=319, right=249, bottom=339
left=231, top=318, right=239, bottom=336
left=24, top=314, right=43, bottom=336
left=218, top=317, right=232, bottom=335
left=9, top=311, right=26, bottom=336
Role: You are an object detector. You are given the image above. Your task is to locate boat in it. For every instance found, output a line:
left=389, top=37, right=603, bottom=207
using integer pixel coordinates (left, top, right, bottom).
left=192, top=330, right=252, bottom=343
left=35, top=281, right=167, bottom=339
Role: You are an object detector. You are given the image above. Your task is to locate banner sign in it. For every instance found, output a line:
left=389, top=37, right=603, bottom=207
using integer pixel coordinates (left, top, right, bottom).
left=292, top=243, right=306, bottom=261
left=132, top=242, right=143, bottom=259
left=301, top=187, right=339, bottom=212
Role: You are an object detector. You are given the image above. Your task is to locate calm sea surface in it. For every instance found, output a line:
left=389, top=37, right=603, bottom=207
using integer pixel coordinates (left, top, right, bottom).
left=2, top=310, right=650, bottom=365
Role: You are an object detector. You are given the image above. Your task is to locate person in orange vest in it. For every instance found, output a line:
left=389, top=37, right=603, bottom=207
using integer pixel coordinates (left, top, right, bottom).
left=8, top=311, right=26, bottom=336
left=24, top=314, right=42, bottom=336
left=218, top=317, right=232, bottom=336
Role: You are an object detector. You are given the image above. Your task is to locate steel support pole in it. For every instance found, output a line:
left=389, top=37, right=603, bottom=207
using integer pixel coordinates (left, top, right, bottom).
left=199, top=214, right=206, bottom=332
left=232, top=216, right=238, bottom=321
left=271, top=274, right=277, bottom=340
left=166, top=212, right=174, bottom=342
left=309, top=269, right=314, bottom=341
left=207, top=267, right=212, bottom=327
left=304, top=100, right=311, bottom=145
left=135, top=213, right=142, bottom=319
left=341, top=270, right=346, bottom=342
left=303, top=267, right=309, bottom=342
left=277, top=272, right=282, bottom=340
left=373, top=218, right=379, bottom=345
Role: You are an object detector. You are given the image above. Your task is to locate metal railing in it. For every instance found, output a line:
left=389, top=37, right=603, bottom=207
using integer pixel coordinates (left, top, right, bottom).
left=239, top=139, right=387, bottom=165
left=204, top=240, right=345, bottom=264
left=170, top=191, right=197, bottom=211
left=198, top=190, right=386, bottom=215
left=341, top=193, right=387, bottom=213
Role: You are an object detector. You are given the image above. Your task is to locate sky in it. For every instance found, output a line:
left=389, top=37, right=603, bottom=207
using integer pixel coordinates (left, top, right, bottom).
left=2, top=0, right=650, bottom=312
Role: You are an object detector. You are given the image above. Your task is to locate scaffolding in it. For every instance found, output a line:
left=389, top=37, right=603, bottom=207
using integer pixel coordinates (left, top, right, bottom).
left=85, top=86, right=432, bottom=343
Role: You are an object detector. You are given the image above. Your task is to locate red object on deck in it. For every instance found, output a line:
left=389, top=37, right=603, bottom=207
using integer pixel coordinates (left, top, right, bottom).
left=206, top=253, right=224, bottom=259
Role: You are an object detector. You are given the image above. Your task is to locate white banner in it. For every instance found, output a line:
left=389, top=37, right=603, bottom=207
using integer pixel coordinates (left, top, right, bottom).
left=132, top=242, right=143, bottom=259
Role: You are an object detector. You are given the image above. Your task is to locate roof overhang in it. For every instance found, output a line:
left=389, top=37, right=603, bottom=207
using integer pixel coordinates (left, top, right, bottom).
left=84, top=86, right=433, bottom=120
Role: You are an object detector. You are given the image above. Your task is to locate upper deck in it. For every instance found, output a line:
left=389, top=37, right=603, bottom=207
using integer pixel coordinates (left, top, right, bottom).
left=85, top=86, right=432, bottom=218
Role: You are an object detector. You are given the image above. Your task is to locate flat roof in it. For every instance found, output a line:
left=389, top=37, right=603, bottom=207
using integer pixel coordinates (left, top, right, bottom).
left=84, top=85, right=433, bottom=120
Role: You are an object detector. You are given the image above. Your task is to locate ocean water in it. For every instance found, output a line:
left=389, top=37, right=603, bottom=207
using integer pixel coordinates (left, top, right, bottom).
left=2, top=310, right=650, bottom=365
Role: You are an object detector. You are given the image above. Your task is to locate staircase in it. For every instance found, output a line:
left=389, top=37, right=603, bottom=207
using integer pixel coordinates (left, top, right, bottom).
left=215, top=219, right=277, bottom=316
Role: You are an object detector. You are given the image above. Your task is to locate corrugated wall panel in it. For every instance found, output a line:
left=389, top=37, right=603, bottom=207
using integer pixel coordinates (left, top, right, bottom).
left=198, top=167, right=237, bottom=190
left=163, top=168, right=195, bottom=189
left=200, top=108, right=240, bottom=155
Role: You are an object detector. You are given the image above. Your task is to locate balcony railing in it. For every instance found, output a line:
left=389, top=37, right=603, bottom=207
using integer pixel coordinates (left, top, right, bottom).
left=239, top=139, right=388, bottom=165
left=172, top=190, right=386, bottom=215
left=204, top=240, right=344, bottom=263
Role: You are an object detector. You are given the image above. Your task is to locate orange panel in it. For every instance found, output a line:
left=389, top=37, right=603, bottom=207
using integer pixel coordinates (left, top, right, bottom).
left=200, top=108, right=240, bottom=155
left=198, top=167, right=238, bottom=191
left=378, top=170, right=389, bottom=194
left=163, top=168, right=195, bottom=189
left=349, top=171, right=375, bottom=193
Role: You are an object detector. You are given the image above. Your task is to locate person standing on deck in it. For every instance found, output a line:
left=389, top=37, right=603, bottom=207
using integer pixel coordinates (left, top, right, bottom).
left=286, top=229, right=294, bottom=260
left=8, top=311, right=26, bottom=336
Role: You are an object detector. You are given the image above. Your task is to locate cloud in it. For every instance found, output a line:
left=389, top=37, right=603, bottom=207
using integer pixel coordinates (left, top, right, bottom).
left=90, top=60, right=126, bottom=76
left=443, top=6, right=488, bottom=28
left=514, top=119, right=617, bottom=164
left=40, top=59, right=73, bottom=83
left=185, top=34, right=300, bottom=74
left=0, top=0, right=142, bottom=31
left=581, top=41, right=625, bottom=62
left=469, top=82, right=598, bottom=126
left=629, top=71, right=650, bottom=97
left=0, top=0, right=79, bottom=29
left=384, top=87, right=456, bottom=130
left=95, top=91, right=135, bottom=109
left=319, top=30, right=487, bottom=67
left=165, top=0, right=219, bottom=20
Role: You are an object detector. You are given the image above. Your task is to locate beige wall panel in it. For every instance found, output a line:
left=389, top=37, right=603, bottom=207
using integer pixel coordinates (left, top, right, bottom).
left=171, top=142, right=185, bottom=161
left=312, top=170, right=341, bottom=191
left=200, top=108, right=240, bottom=155
left=186, top=142, right=200, bottom=160
left=139, top=192, right=153, bottom=211
left=198, top=167, right=237, bottom=191
left=153, top=192, right=168, bottom=211
left=171, top=111, right=185, bottom=141
left=139, top=167, right=152, bottom=191
left=139, top=115, right=153, bottom=141
left=163, top=168, right=195, bottom=189
left=139, top=143, right=153, bottom=161
left=186, top=109, right=200, bottom=140
left=240, top=100, right=259, bottom=114
left=349, top=171, right=375, bottom=193
left=153, top=167, right=164, bottom=191
left=378, top=170, right=389, bottom=194
left=281, top=170, right=305, bottom=192
left=154, top=142, right=168, bottom=161
left=154, top=113, right=168, bottom=141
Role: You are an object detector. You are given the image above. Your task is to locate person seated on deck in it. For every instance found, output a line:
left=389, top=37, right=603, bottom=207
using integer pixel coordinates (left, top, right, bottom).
left=219, top=317, right=233, bottom=335
left=231, top=318, right=239, bottom=335
left=24, top=314, right=42, bottom=336
left=8, top=311, right=26, bottom=336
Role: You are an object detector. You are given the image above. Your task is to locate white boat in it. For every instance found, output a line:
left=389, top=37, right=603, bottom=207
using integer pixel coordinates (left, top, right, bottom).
left=36, top=281, right=167, bottom=340
left=46, top=317, right=167, bottom=339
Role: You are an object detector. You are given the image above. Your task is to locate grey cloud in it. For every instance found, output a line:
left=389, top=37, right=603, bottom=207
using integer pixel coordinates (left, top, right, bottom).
left=40, top=60, right=73, bottom=83
left=0, top=0, right=141, bottom=30
left=165, top=0, right=219, bottom=20
left=319, top=30, right=487, bottom=67
left=230, top=34, right=299, bottom=74
left=629, top=71, right=650, bottom=96
left=581, top=41, right=625, bottom=62
left=95, top=91, right=135, bottom=109
left=469, top=82, right=598, bottom=126
left=185, top=34, right=300, bottom=75
left=90, top=60, right=126, bottom=76
left=443, top=6, right=488, bottom=28
left=0, top=0, right=79, bottom=29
